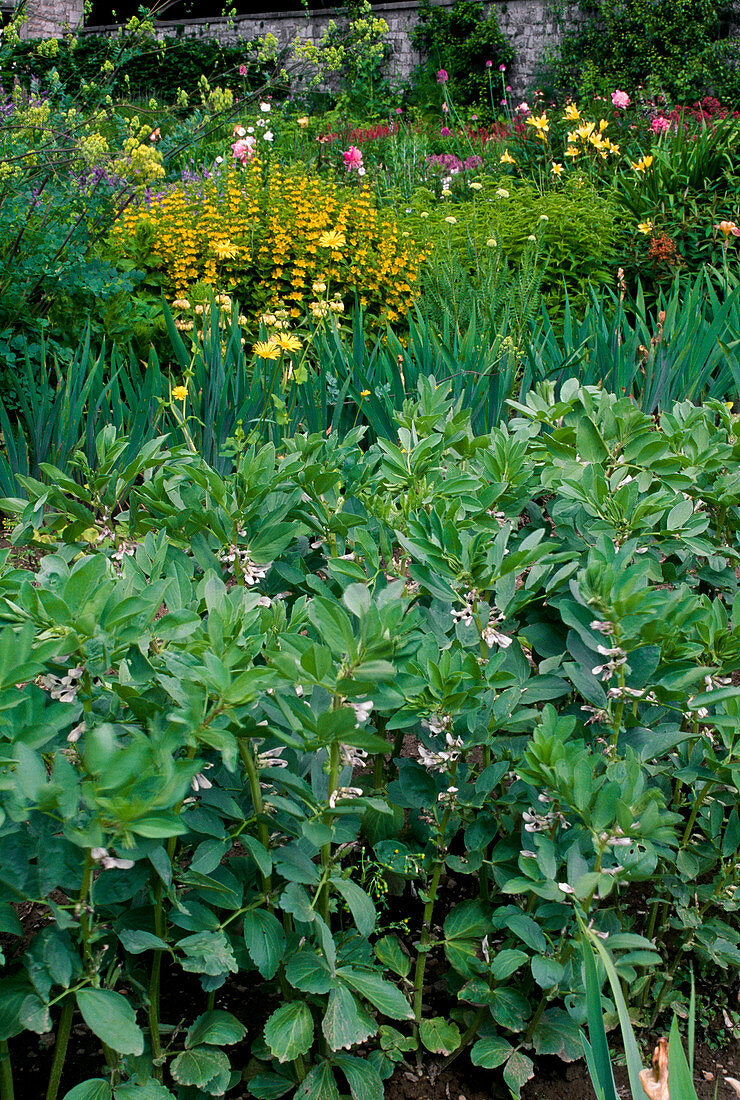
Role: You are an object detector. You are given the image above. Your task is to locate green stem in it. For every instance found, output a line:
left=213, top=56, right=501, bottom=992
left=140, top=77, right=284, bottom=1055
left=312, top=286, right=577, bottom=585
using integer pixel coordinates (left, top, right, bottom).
left=239, top=739, right=273, bottom=902
left=78, top=850, right=95, bottom=976
left=0, top=1041, right=14, bottom=1100
left=45, top=998, right=74, bottom=1100
left=680, top=779, right=713, bottom=848
left=320, top=742, right=341, bottom=925
left=412, top=783, right=456, bottom=1028
left=442, top=1006, right=486, bottom=1068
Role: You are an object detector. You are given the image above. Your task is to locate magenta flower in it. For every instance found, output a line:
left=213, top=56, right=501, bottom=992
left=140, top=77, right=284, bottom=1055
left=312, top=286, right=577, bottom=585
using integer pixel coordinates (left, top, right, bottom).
left=486, top=60, right=493, bottom=69
left=437, top=69, right=449, bottom=83
left=238, top=64, right=248, bottom=76
left=440, top=126, right=451, bottom=136
left=499, top=63, right=506, bottom=72
left=396, top=106, right=403, bottom=114
left=611, top=89, right=630, bottom=109
left=651, top=115, right=670, bottom=133
left=343, top=145, right=364, bottom=172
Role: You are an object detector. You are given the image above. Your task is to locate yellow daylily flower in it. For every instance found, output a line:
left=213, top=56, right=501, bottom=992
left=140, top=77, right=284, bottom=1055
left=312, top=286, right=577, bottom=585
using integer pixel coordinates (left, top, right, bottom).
left=564, top=103, right=581, bottom=121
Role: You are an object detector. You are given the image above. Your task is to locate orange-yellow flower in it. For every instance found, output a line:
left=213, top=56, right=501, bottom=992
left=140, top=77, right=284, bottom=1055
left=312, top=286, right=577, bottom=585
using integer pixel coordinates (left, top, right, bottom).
left=171, top=385, right=188, bottom=401
left=716, top=220, right=740, bottom=240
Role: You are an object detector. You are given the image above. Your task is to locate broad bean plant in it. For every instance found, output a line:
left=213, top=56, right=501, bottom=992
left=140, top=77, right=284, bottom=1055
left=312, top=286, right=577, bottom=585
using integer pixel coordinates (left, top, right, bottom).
left=1, top=379, right=740, bottom=1099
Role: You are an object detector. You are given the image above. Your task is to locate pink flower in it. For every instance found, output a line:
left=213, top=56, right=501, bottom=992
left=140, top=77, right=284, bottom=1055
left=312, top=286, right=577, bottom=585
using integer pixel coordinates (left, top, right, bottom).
left=343, top=145, right=363, bottom=172
left=505, top=85, right=511, bottom=91
left=442, top=103, right=448, bottom=113
left=238, top=64, right=247, bottom=76
left=440, top=126, right=451, bottom=136
left=516, top=101, right=530, bottom=117
left=437, top=69, right=448, bottom=83
left=651, top=115, right=671, bottom=133
left=611, top=90, right=630, bottom=109
left=396, top=107, right=403, bottom=114
left=499, top=64, right=506, bottom=72
left=231, top=136, right=256, bottom=164
left=486, top=60, right=493, bottom=68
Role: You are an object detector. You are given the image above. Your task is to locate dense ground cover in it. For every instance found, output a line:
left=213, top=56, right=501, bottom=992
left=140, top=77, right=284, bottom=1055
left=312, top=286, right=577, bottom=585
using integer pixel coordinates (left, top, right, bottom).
left=2, top=5, right=740, bottom=1099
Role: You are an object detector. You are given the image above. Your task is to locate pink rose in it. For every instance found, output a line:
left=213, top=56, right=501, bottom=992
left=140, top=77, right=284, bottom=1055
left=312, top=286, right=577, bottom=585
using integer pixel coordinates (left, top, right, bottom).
left=231, top=136, right=256, bottom=164
left=437, top=69, right=449, bottom=83
left=343, top=145, right=363, bottom=172
left=611, top=90, right=630, bottom=109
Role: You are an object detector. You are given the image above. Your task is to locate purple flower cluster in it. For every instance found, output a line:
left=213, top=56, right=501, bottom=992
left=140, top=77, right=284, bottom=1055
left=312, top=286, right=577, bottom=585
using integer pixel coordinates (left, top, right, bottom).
left=425, top=153, right=483, bottom=175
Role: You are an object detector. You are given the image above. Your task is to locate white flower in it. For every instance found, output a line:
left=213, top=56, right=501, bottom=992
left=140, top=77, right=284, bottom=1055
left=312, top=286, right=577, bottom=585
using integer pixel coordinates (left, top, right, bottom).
left=234, top=125, right=246, bottom=137
left=191, top=771, right=213, bottom=792
left=328, top=786, right=363, bottom=808
left=590, top=620, right=613, bottom=634
left=496, top=187, right=510, bottom=198
left=215, top=155, right=223, bottom=164
left=91, top=847, right=134, bottom=871
left=557, top=882, right=575, bottom=895
left=67, top=722, right=85, bottom=743
left=445, top=216, right=457, bottom=224
left=39, top=667, right=84, bottom=703
left=263, top=131, right=274, bottom=142
left=351, top=698, right=374, bottom=724
left=437, top=785, right=459, bottom=806
left=468, top=181, right=483, bottom=190
left=340, top=744, right=369, bottom=768
left=358, top=166, right=365, bottom=176
left=255, top=746, right=288, bottom=769
left=260, top=101, right=271, bottom=112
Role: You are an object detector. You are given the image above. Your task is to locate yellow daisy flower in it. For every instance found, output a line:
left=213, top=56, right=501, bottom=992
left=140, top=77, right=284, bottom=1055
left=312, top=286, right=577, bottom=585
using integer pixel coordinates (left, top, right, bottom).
left=171, top=385, right=188, bottom=401
left=275, top=333, right=302, bottom=353
left=253, top=339, right=281, bottom=360
left=318, top=230, right=346, bottom=249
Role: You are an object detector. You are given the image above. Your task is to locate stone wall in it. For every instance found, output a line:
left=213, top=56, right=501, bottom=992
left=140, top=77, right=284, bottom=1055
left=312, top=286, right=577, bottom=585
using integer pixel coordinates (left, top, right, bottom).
left=77, top=0, right=581, bottom=95
left=21, top=0, right=84, bottom=38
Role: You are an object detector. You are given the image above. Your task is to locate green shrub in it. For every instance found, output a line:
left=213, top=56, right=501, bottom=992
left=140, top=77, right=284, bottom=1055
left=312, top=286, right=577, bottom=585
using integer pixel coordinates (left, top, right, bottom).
left=1, top=30, right=273, bottom=103
left=408, top=0, right=514, bottom=108
left=403, top=176, right=623, bottom=317
left=540, top=0, right=737, bottom=104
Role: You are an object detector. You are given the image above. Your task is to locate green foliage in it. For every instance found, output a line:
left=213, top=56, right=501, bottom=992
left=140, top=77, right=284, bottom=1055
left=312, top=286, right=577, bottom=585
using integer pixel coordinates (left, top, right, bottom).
left=409, top=0, right=514, bottom=107
left=404, top=177, right=622, bottom=317
left=1, top=32, right=273, bottom=104
left=542, top=0, right=737, bottom=103
left=2, top=381, right=740, bottom=1095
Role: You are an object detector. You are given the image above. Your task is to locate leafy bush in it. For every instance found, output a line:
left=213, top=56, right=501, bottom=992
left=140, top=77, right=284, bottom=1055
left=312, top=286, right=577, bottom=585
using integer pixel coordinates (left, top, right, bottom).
left=409, top=0, right=514, bottom=108
left=3, top=382, right=740, bottom=1096
left=541, top=0, right=738, bottom=103
left=403, top=176, right=622, bottom=316
left=1, top=29, right=273, bottom=103
left=109, top=158, right=427, bottom=324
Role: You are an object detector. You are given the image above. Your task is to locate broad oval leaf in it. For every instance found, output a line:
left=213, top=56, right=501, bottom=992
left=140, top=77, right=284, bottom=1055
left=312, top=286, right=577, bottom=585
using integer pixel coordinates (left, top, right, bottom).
left=264, top=1001, right=314, bottom=1063
left=243, top=910, right=285, bottom=980
left=75, top=989, right=144, bottom=1056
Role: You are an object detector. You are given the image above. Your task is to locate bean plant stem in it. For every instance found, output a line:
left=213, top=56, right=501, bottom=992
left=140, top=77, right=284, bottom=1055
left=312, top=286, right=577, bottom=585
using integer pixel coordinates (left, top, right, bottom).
left=412, top=777, right=456, bottom=1029
left=239, top=739, right=273, bottom=901
left=320, top=742, right=341, bottom=925
left=0, top=1041, right=13, bottom=1100
left=45, top=998, right=74, bottom=1100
